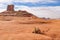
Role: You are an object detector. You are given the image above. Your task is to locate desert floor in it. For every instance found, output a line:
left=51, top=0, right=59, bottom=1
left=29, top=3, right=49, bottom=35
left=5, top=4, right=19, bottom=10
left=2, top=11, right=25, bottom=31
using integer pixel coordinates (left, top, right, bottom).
left=0, top=17, right=60, bottom=40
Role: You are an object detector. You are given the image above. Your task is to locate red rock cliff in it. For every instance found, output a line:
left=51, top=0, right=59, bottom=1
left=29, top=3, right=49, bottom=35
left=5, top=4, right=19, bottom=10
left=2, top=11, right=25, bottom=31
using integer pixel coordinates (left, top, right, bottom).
left=7, top=5, right=14, bottom=11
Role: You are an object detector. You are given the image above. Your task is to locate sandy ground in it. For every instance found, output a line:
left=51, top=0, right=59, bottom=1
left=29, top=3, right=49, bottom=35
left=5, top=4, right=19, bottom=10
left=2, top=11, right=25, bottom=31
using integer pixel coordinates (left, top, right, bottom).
left=0, top=17, right=60, bottom=40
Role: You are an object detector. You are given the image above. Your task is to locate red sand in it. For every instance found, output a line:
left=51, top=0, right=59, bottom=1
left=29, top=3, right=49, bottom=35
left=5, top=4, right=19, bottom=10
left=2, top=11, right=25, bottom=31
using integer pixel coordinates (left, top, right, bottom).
left=0, top=17, right=60, bottom=40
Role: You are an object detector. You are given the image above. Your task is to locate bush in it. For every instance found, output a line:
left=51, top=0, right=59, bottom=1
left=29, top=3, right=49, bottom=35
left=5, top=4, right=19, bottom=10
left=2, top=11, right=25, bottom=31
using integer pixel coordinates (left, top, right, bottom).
left=32, top=27, right=44, bottom=34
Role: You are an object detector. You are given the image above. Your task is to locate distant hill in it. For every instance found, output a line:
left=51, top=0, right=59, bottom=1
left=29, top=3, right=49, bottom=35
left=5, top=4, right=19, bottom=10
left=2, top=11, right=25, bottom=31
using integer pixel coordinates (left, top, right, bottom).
left=0, top=4, right=37, bottom=18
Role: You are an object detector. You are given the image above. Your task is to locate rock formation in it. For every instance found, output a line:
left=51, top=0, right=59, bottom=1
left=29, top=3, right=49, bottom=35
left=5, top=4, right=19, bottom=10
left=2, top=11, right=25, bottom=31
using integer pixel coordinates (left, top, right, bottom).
left=7, top=4, right=14, bottom=11
left=0, top=4, right=37, bottom=18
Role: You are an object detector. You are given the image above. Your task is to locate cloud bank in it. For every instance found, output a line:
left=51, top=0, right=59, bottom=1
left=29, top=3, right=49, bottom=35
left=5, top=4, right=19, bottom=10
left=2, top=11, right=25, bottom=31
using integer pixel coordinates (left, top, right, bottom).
left=0, top=0, right=60, bottom=19
left=15, top=6, right=60, bottom=19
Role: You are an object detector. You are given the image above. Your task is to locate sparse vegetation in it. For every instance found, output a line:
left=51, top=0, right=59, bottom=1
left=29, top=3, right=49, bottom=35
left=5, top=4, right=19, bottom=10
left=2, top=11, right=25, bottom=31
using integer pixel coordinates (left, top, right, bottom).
left=32, top=27, right=44, bottom=34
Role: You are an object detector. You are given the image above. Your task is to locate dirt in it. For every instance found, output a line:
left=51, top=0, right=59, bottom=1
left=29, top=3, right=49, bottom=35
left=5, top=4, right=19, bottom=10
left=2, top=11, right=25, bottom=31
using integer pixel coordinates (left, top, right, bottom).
left=0, top=17, right=60, bottom=40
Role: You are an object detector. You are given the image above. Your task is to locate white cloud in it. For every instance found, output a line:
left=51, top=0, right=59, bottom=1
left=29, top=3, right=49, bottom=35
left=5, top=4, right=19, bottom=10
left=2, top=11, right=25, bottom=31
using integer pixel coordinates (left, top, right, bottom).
left=31, top=6, right=60, bottom=19
left=14, top=0, right=40, bottom=2
left=15, top=6, right=60, bottom=19
left=0, top=0, right=13, bottom=4
left=13, top=0, right=57, bottom=3
left=0, top=5, right=60, bottom=19
left=0, top=0, right=11, bottom=2
left=0, top=0, right=60, bottom=19
left=0, top=9, right=6, bottom=12
left=0, top=0, right=57, bottom=3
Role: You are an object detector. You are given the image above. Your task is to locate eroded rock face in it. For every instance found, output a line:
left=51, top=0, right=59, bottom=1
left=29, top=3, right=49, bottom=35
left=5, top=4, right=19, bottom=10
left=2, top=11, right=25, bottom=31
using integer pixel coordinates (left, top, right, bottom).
left=0, top=4, right=37, bottom=18
left=0, top=11, right=37, bottom=17
left=7, top=5, right=14, bottom=11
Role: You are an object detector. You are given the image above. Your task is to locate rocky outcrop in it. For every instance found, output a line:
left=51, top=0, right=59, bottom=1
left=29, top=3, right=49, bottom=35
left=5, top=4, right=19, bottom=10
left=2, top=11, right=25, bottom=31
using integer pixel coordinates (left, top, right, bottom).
left=0, top=4, right=37, bottom=18
left=7, top=4, right=14, bottom=11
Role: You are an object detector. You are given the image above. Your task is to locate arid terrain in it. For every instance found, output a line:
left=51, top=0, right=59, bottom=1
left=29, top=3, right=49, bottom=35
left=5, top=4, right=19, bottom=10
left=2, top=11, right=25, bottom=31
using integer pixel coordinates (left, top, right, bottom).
left=0, top=4, right=60, bottom=40
left=0, top=16, right=60, bottom=40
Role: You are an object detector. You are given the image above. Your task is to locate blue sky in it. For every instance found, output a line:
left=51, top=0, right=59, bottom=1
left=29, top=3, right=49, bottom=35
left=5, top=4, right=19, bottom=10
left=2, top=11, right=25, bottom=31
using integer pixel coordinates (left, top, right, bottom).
left=0, top=0, right=60, bottom=7
left=0, top=0, right=60, bottom=19
left=13, top=1, right=60, bottom=7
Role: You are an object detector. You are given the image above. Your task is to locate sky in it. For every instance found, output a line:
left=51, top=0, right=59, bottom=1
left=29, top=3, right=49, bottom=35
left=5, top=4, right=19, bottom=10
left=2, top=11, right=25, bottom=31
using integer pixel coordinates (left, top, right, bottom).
left=0, top=0, right=60, bottom=19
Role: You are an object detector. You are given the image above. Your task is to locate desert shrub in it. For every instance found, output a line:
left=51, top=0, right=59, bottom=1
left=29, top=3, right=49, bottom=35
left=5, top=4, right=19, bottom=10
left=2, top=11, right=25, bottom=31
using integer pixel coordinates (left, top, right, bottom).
left=32, top=27, right=44, bottom=34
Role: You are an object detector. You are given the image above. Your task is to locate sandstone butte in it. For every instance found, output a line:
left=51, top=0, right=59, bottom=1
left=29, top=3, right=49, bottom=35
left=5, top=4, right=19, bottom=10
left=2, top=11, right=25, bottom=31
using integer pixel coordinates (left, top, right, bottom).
left=0, top=4, right=60, bottom=40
